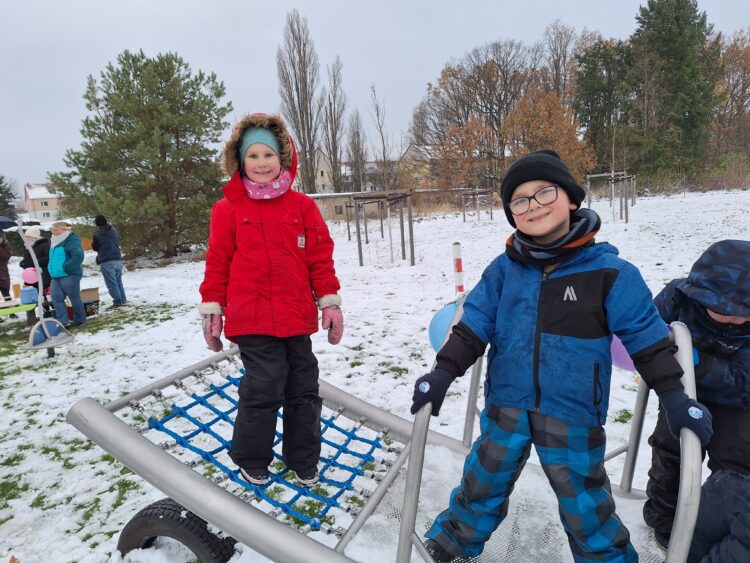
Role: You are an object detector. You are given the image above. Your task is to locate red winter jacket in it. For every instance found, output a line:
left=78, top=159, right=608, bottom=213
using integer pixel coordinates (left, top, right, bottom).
left=199, top=115, right=340, bottom=338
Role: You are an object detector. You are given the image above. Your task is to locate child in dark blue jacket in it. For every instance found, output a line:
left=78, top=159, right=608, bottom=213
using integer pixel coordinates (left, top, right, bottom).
left=411, top=150, right=714, bottom=563
left=641, top=240, right=750, bottom=560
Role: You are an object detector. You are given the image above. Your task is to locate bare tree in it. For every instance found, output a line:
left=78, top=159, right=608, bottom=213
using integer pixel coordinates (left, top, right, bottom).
left=540, top=20, right=578, bottom=107
left=347, top=110, right=367, bottom=191
left=321, top=57, right=347, bottom=193
left=370, top=84, right=395, bottom=191
left=277, top=9, right=321, bottom=193
left=408, top=38, right=540, bottom=176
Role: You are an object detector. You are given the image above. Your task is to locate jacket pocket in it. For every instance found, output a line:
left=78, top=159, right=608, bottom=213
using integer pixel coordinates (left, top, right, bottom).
left=282, top=216, right=306, bottom=254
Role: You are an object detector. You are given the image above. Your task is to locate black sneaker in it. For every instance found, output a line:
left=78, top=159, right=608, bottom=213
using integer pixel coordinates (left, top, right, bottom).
left=424, top=539, right=455, bottom=562
left=239, top=467, right=270, bottom=486
left=294, top=468, right=320, bottom=487
left=654, top=530, right=670, bottom=550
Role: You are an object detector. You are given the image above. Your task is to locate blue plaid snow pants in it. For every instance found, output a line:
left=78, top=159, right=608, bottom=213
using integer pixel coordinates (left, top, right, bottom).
left=426, top=405, right=637, bottom=562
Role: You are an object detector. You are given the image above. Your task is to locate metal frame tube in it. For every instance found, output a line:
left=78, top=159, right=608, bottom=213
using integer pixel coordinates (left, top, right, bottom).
left=320, top=379, right=467, bottom=455
left=335, top=443, right=412, bottom=552
left=67, top=398, right=355, bottom=563
left=396, top=404, right=432, bottom=562
left=666, top=322, right=702, bottom=563
left=106, top=346, right=467, bottom=455
left=462, top=358, right=483, bottom=448
left=105, top=347, right=239, bottom=411
left=354, top=202, right=363, bottom=267
left=617, top=379, right=651, bottom=492
left=407, top=194, right=415, bottom=266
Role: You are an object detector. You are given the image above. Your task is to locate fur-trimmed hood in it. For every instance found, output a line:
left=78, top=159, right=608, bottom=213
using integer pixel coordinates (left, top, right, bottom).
left=221, top=114, right=297, bottom=180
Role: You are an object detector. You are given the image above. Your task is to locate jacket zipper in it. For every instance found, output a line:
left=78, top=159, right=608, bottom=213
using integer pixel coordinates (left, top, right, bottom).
left=593, top=363, right=603, bottom=425
left=533, top=271, right=548, bottom=410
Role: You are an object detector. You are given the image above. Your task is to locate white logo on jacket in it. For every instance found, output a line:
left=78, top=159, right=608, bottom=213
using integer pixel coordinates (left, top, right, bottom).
left=297, top=235, right=306, bottom=248
left=563, top=286, right=578, bottom=301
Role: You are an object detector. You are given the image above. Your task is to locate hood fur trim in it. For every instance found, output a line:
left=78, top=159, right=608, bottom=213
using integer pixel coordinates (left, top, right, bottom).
left=222, top=114, right=294, bottom=178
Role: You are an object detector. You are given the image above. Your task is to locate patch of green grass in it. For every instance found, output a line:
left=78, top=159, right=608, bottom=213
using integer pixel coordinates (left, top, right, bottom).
left=0, top=477, right=29, bottom=509
left=1, top=453, right=24, bottom=466
left=75, top=497, right=101, bottom=529
left=346, top=495, right=366, bottom=508
left=285, top=498, right=335, bottom=527
left=41, top=445, right=75, bottom=469
left=387, top=366, right=408, bottom=377
left=31, top=493, right=47, bottom=509
left=350, top=360, right=364, bottom=368
left=614, top=409, right=633, bottom=423
left=265, top=485, right=285, bottom=502
left=362, top=461, right=375, bottom=471
left=109, top=479, right=139, bottom=511
left=310, top=484, right=329, bottom=498
left=349, top=344, right=364, bottom=351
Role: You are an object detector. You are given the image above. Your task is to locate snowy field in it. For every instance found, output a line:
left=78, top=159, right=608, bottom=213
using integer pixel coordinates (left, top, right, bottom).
left=1, top=189, right=749, bottom=562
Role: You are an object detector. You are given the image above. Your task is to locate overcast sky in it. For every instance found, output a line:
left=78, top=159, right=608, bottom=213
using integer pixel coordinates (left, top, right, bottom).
left=1, top=0, right=748, bottom=196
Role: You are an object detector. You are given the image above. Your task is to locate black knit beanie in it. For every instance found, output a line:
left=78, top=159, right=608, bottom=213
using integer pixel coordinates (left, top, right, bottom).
left=94, top=215, right=108, bottom=227
left=500, top=150, right=586, bottom=227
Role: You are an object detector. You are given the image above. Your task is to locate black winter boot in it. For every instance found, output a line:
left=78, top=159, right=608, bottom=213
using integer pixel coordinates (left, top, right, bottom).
left=424, top=539, right=455, bottom=562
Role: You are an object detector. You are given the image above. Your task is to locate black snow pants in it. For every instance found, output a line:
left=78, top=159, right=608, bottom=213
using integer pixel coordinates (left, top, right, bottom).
left=229, top=334, right=322, bottom=474
left=644, top=402, right=750, bottom=537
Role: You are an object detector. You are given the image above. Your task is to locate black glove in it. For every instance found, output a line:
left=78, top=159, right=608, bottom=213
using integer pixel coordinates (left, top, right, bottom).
left=660, top=390, right=713, bottom=446
left=411, top=369, right=454, bottom=416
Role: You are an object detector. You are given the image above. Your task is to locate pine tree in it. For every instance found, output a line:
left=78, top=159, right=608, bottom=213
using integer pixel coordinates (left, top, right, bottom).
left=574, top=37, right=631, bottom=173
left=629, top=0, right=722, bottom=176
left=48, top=50, right=232, bottom=257
left=0, top=175, right=18, bottom=219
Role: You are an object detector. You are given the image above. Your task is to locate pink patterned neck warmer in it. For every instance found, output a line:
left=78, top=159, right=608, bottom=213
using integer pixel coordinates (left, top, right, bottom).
left=242, top=169, right=293, bottom=200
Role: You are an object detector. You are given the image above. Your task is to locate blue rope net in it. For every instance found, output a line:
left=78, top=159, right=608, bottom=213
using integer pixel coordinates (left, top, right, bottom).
left=141, top=368, right=394, bottom=532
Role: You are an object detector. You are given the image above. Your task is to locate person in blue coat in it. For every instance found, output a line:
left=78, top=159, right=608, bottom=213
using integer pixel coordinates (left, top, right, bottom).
left=641, top=240, right=750, bottom=557
left=48, top=221, right=86, bottom=328
left=91, top=214, right=127, bottom=308
left=410, top=150, right=714, bottom=563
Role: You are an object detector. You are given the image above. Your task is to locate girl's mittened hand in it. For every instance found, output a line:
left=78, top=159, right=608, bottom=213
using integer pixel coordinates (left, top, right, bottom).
left=322, top=306, right=344, bottom=345
left=202, top=313, right=224, bottom=352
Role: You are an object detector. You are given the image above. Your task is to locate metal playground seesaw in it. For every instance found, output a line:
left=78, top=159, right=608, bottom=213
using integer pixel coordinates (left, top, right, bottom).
left=66, top=311, right=703, bottom=563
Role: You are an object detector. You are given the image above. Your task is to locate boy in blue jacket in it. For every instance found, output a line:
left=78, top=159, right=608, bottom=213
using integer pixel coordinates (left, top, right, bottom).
left=411, top=150, right=713, bottom=563
left=641, top=240, right=750, bottom=560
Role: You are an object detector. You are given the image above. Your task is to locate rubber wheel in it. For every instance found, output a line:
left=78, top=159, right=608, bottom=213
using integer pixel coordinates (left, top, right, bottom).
left=117, top=498, right=237, bottom=562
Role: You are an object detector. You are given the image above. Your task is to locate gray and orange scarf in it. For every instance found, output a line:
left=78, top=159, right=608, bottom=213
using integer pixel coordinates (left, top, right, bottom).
left=506, top=208, right=601, bottom=267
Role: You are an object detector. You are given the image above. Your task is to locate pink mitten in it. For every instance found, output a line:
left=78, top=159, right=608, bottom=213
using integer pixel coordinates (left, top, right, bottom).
left=202, top=314, right=224, bottom=352
left=322, top=306, right=344, bottom=345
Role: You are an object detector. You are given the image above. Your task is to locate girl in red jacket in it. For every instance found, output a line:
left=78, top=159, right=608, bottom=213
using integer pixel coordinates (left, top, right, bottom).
left=199, top=114, right=343, bottom=487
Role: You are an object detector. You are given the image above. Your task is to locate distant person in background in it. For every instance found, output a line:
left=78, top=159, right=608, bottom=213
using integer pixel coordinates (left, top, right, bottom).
left=0, top=232, right=13, bottom=304
left=48, top=221, right=86, bottom=328
left=19, top=226, right=53, bottom=316
left=92, top=214, right=126, bottom=308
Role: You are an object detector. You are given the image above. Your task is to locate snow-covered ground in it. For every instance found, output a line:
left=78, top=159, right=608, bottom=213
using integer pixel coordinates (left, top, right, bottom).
left=1, top=189, right=749, bottom=562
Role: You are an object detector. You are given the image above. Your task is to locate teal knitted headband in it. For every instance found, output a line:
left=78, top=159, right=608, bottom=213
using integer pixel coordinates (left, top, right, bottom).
left=238, top=127, right=281, bottom=163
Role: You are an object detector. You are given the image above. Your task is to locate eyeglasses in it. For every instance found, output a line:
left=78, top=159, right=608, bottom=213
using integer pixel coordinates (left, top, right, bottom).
left=506, top=185, right=559, bottom=216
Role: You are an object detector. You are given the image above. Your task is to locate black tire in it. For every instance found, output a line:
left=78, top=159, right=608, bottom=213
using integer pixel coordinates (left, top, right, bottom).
left=117, top=497, right=237, bottom=563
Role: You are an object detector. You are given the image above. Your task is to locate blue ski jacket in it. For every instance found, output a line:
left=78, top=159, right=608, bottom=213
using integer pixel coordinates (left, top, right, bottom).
left=460, top=242, right=675, bottom=427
